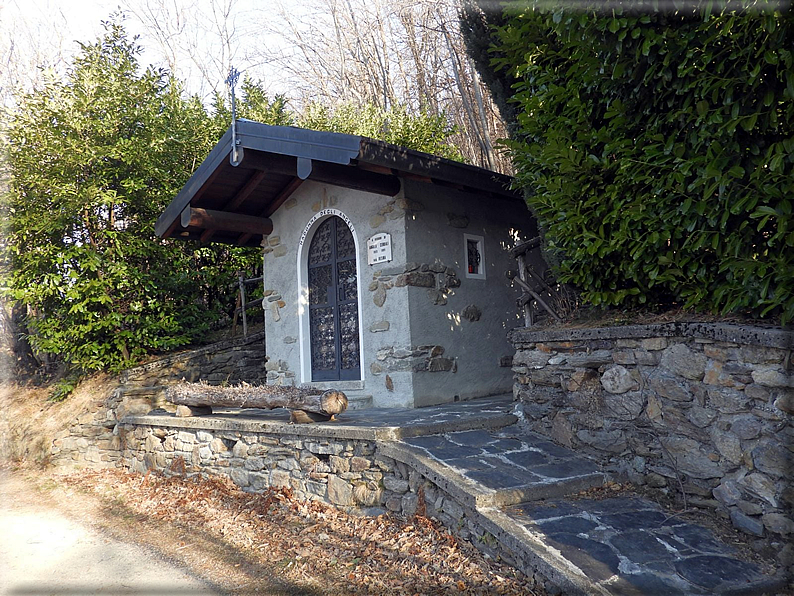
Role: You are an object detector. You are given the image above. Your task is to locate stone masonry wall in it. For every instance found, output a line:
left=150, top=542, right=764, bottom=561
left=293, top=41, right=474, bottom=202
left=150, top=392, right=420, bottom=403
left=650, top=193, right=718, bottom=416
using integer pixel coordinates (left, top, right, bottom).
left=508, top=323, right=793, bottom=540
left=118, top=419, right=550, bottom=590
left=49, top=333, right=267, bottom=468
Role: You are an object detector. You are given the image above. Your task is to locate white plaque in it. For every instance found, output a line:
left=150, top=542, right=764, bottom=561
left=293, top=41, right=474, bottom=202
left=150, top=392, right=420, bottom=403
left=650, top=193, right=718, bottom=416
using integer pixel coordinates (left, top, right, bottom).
left=367, top=233, right=392, bottom=265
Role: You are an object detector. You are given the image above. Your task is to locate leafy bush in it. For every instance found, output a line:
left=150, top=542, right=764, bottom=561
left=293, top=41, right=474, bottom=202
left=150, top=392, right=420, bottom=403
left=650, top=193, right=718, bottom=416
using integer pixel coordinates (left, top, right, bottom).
left=300, top=102, right=464, bottom=161
left=1, top=21, right=467, bottom=376
left=488, top=2, right=793, bottom=321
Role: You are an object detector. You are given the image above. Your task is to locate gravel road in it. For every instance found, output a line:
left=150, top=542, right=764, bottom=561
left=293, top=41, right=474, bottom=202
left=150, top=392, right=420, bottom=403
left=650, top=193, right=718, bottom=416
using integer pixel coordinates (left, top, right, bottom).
left=0, top=470, right=218, bottom=596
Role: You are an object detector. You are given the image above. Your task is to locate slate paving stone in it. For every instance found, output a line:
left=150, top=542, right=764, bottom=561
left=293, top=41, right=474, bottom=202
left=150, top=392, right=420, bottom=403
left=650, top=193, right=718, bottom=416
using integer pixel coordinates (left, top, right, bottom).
left=509, top=500, right=585, bottom=521
left=664, top=523, right=736, bottom=555
left=600, top=509, right=670, bottom=531
left=531, top=459, right=601, bottom=479
left=610, top=529, right=678, bottom=564
left=531, top=440, right=580, bottom=458
left=574, top=497, right=661, bottom=514
left=610, top=572, right=692, bottom=596
left=403, top=435, right=450, bottom=449
left=466, top=468, right=540, bottom=490
left=445, top=430, right=494, bottom=447
left=504, top=450, right=552, bottom=468
left=443, top=457, right=498, bottom=472
left=535, top=515, right=599, bottom=536
left=423, top=444, right=487, bottom=461
left=545, top=534, right=622, bottom=582
left=488, top=438, right=524, bottom=452
left=640, top=533, right=696, bottom=558
left=674, top=555, right=765, bottom=591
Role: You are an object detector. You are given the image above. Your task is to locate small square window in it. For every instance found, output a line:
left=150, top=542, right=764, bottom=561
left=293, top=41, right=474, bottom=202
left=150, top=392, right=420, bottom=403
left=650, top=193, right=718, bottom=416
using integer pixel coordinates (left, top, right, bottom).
left=464, top=234, right=485, bottom=280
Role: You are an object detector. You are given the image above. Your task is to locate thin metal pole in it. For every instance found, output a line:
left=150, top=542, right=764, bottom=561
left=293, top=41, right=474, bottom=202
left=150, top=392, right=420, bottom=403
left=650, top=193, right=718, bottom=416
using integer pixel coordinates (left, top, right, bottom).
left=238, top=272, right=248, bottom=338
left=226, top=67, right=241, bottom=165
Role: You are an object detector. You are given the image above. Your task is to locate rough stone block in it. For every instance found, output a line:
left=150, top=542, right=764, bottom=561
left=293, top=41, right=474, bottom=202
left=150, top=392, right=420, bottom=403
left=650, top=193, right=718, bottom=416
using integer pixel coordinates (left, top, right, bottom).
left=762, top=513, right=794, bottom=535
left=177, top=431, right=196, bottom=444
left=774, top=390, right=794, bottom=414
left=576, top=429, right=627, bottom=453
left=603, top=391, right=645, bottom=421
left=687, top=406, right=717, bottom=428
left=751, top=440, right=790, bottom=478
left=713, top=480, right=742, bottom=506
left=383, top=476, right=409, bottom=494
left=707, top=387, right=750, bottom=413
left=245, top=457, right=265, bottom=471
left=752, top=367, right=792, bottom=388
left=730, top=509, right=764, bottom=536
left=729, top=415, right=762, bottom=440
left=738, top=473, right=778, bottom=507
left=648, top=370, right=693, bottom=402
left=710, top=429, right=742, bottom=465
left=320, top=475, right=350, bottom=505
left=402, top=493, right=419, bottom=516
left=703, top=361, right=738, bottom=387
left=385, top=497, right=402, bottom=512
left=566, top=350, right=613, bottom=368
left=612, top=350, right=636, bottom=365
left=641, top=337, right=668, bottom=351
left=660, top=344, right=707, bottom=380
left=343, top=455, right=367, bottom=472
left=513, top=349, right=551, bottom=369
left=736, top=500, right=763, bottom=516
left=270, top=469, right=291, bottom=488
left=601, top=365, right=637, bottom=394
left=660, top=435, right=724, bottom=479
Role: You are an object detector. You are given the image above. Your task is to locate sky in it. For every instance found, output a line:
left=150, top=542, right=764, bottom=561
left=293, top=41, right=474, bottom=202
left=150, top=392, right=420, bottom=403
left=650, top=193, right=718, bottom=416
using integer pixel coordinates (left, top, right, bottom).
left=1, top=0, right=292, bottom=103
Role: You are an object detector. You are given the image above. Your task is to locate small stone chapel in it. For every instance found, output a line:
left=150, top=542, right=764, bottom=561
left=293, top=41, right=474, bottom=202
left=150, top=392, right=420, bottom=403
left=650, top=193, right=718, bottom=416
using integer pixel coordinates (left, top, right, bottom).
left=156, top=120, right=545, bottom=409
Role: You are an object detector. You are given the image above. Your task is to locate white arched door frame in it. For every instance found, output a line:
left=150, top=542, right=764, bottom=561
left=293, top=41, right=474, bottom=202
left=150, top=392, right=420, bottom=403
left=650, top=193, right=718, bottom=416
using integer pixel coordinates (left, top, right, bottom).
left=296, top=209, right=365, bottom=385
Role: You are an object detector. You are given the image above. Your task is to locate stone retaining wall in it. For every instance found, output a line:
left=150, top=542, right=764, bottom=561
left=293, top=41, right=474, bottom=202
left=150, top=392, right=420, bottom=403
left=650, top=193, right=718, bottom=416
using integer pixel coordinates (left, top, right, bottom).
left=118, top=416, right=553, bottom=592
left=50, top=333, right=266, bottom=468
left=508, top=323, right=793, bottom=539
left=120, top=331, right=266, bottom=387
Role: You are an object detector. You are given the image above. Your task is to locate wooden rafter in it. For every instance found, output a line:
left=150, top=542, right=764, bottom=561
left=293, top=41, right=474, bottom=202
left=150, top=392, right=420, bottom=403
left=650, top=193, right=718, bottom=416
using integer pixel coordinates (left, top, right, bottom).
left=236, top=176, right=304, bottom=245
left=200, top=170, right=267, bottom=243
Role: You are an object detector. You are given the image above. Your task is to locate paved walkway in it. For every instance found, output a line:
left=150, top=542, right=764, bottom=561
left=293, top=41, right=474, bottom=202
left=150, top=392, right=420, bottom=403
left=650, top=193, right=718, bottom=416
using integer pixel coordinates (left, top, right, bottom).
left=401, top=423, right=782, bottom=595
left=317, top=395, right=786, bottom=595
left=150, top=394, right=789, bottom=594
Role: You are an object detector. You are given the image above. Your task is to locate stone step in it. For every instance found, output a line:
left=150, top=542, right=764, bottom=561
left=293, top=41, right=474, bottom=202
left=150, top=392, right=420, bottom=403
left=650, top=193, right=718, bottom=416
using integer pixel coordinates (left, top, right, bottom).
left=402, top=429, right=605, bottom=507
left=497, top=496, right=788, bottom=595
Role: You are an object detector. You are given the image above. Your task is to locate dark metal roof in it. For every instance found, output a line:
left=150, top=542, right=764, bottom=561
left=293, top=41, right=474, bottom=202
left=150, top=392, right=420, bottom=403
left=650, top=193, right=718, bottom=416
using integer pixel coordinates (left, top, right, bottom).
left=156, top=120, right=521, bottom=247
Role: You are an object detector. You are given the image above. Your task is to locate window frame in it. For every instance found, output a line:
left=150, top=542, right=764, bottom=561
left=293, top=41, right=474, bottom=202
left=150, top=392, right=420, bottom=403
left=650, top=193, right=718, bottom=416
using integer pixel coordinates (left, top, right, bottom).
left=464, top=233, right=486, bottom=280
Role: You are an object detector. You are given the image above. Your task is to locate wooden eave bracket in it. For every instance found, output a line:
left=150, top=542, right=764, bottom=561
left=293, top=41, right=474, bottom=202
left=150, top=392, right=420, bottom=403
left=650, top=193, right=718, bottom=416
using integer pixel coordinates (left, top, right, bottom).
left=180, top=206, right=274, bottom=237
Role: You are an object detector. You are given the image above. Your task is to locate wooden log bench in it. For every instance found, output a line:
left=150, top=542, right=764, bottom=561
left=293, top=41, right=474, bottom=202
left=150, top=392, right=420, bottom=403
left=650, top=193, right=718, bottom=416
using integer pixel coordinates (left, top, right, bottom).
left=165, top=382, right=348, bottom=423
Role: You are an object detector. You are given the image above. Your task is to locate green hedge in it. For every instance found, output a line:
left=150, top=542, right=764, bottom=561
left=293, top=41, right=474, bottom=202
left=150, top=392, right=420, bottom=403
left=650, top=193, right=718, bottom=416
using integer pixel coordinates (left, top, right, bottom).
left=491, top=2, right=793, bottom=322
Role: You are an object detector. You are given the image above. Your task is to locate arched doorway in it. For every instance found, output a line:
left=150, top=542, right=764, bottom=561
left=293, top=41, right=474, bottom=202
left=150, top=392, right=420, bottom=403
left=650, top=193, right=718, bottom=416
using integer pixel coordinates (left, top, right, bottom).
left=307, top=215, right=361, bottom=381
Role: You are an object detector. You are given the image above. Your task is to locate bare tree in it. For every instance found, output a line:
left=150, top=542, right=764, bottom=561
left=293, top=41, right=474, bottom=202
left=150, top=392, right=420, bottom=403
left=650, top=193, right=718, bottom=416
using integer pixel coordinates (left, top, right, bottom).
left=120, top=0, right=254, bottom=99
left=0, top=1, right=74, bottom=108
left=248, top=0, right=511, bottom=172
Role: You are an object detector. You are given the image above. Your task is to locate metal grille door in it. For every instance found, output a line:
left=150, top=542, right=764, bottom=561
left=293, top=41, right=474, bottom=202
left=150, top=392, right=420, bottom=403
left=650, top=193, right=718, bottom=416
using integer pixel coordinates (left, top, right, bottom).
left=307, top=216, right=361, bottom=381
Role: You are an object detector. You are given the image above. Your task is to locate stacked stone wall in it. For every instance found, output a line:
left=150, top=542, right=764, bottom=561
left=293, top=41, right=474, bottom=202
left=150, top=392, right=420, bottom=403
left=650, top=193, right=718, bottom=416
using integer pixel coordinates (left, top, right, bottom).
left=120, top=331, right=266, bottom=387
left=118, top=419, right=549, bottom=587
left=508, top=323, right=793, bottom=539
left=49, top=333, right=266, bottom=468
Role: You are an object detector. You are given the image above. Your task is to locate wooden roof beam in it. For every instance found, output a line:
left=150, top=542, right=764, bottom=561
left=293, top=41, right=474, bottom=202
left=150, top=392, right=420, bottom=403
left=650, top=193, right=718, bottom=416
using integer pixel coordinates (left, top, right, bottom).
left=200, top=170, right=268, bottom=243
left=181, top=206, right=274, bottom=237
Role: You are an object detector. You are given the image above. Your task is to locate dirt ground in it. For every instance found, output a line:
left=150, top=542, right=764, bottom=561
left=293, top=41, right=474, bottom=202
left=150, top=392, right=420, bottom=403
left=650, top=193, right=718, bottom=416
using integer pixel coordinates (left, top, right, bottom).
left=0, top=464, right=540, bottom=596
left=0, top=468, right=220, bottom=595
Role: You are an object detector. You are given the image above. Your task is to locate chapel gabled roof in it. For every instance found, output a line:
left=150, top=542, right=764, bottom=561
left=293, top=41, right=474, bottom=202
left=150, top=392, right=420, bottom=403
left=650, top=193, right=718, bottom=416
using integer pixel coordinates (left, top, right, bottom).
left=155, top=120, right=521, bottom=247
